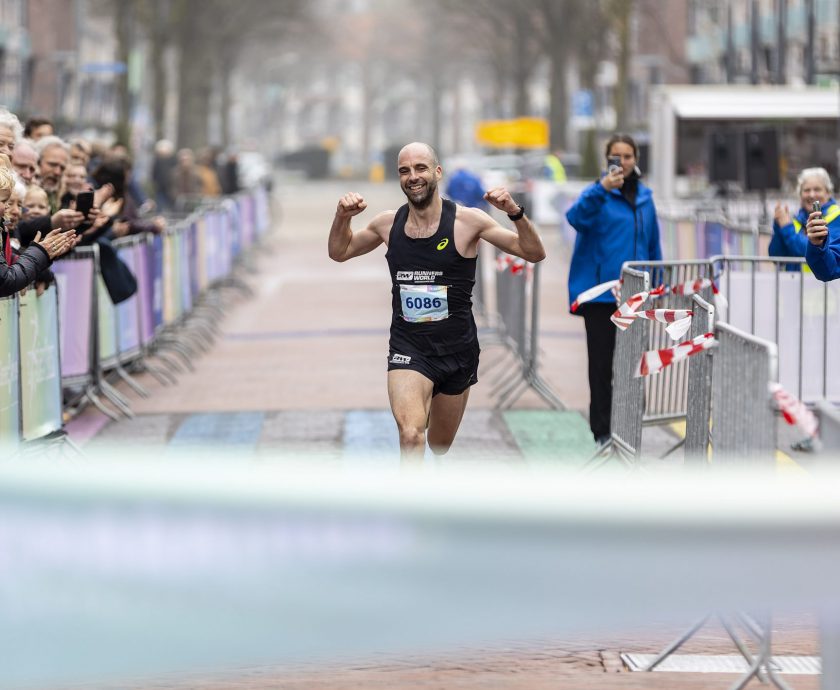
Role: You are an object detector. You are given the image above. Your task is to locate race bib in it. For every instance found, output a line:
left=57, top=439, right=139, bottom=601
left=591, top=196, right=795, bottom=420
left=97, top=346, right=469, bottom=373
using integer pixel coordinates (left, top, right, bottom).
left=399, top=284, right=449, bottom=323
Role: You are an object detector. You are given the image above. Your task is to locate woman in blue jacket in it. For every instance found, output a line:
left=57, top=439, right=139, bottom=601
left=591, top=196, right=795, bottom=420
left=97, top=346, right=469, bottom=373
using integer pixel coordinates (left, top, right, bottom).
left=565, top=134, right=662, bottom=445
left=771, top=167, right=840, bottom=271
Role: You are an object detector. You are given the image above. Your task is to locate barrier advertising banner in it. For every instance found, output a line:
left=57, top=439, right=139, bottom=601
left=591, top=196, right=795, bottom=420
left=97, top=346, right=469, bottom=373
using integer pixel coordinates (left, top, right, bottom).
left=18, top=286, right=62, bottom=440
left=53, top=256, right=95, bottom=380
left=0, top=295, right=20, bottom=453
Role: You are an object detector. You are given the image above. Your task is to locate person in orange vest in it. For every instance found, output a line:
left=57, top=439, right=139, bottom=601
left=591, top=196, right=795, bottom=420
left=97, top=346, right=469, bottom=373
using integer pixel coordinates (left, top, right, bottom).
left=771, top=167, right=840, bottom=271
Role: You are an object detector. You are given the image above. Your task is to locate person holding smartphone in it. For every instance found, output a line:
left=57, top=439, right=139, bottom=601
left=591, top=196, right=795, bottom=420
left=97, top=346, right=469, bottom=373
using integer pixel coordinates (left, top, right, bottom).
left=806, top=192, right=840, bottom=281
left=771, top=167, right=840, bottom=272
left=565, top=134, right=662, bottom=447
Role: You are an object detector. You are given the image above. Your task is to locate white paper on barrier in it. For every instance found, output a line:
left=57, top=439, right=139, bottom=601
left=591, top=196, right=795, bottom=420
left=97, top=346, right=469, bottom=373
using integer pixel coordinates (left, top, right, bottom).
left=97, top=275, right=118, bottom=362
left=116, top=247, right=140, bottom=354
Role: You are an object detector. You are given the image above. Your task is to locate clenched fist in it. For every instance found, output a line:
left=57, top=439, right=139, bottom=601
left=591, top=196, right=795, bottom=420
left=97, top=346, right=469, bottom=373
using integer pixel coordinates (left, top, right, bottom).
left=483, top=187, right=520, bottom=216
left=336, top=193, right=368, bottom=218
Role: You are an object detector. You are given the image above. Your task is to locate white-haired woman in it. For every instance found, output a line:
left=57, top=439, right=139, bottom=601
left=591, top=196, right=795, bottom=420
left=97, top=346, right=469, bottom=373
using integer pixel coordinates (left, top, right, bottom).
left=771, top=167, right=839, bottom=270
left=0, top=108, right=23, bottom=158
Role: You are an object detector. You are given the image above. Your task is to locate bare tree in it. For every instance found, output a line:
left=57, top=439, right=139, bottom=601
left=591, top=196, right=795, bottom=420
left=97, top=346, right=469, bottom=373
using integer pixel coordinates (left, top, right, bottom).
left=167, top=0, right=308, bottom=150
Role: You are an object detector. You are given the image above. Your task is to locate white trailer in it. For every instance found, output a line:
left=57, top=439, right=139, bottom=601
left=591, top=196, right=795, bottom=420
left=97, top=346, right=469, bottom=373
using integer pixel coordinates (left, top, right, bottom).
left=650, top=84, right=840, bottom=200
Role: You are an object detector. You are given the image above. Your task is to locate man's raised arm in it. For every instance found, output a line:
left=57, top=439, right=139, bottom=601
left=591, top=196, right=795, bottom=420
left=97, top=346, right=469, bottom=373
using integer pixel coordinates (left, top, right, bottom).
left=328, top=192, right=386, bottom=262
left=475, top=187, right=546, bottom=263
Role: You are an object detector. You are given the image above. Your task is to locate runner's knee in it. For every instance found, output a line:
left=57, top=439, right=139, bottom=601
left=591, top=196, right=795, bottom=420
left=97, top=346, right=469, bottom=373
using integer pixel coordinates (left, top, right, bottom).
left=397, top=423, right=426, bottom=449
left=428, top=440, right=453, bottom=455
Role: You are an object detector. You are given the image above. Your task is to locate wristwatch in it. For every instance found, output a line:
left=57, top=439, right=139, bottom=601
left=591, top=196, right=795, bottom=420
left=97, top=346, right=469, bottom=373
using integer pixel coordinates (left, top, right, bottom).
left=507, top=204, right=525, bottom=221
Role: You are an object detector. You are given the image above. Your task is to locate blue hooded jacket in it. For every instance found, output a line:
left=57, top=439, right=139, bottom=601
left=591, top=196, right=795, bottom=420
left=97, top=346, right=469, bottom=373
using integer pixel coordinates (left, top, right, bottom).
left=565, top=177, right=662, bottom=311
left=769, top=198, right=840, bottom=271
left=806, top=230, right=840, bottom=281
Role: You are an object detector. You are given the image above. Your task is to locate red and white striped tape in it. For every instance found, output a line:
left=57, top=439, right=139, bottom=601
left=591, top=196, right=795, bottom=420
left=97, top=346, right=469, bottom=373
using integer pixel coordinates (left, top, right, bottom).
left=671, top=277, right=718, bottom=297
left=496, top=255, right=528, bottom=275
left=769, top=383, right=819, bottom=439
left=571, top=279, right=621, bottom=312
left=635, top=332, right=717, bottom=377
left=611, top=290, right=649, bottom=330
left=635, top=309, right=694, bottom=340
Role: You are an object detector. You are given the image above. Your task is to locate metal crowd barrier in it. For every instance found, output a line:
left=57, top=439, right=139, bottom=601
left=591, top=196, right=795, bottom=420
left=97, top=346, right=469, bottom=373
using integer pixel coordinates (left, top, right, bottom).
left=624, top=259, right=716, bottom=431
left=684, top=294, right=715, bottom=462
left=816, top=401, right=840, bottom=452
left=712, top=255, right=840, bottom=404
left=592, top=266, right=649, bottom=466
left=0, top=184, right=272, bottom=454
left=711, top=322, right=778, bottom=464
left=0, top=294, right=20, bottom=456
left=488, top=253, right=562, bottom=410
left=18, top=285, right=63, bottom=442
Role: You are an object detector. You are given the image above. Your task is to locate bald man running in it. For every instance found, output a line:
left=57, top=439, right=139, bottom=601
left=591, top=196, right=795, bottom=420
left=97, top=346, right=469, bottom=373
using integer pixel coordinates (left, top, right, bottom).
left=329, top=142, right=546, bottom=459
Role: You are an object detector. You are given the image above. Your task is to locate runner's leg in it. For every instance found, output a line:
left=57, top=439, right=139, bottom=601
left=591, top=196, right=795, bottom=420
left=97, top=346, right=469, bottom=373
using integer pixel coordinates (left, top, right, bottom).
left=427, top=388, right=470, bottom=455
left=388, top=369, right=434, bottom=460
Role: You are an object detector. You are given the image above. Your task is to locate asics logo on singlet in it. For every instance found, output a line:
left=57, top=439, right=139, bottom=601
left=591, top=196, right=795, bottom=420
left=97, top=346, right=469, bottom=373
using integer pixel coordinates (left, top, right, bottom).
left=437, top=238, right=449, bottom=250
left=396, top=271, right=414, bottom=281
left=390, top=353, right=411, bottom=364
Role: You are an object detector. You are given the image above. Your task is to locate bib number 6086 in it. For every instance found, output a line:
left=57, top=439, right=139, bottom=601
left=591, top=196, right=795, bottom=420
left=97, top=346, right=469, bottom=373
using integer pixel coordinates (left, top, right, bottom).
left=406, top=297, right=442, bottom=309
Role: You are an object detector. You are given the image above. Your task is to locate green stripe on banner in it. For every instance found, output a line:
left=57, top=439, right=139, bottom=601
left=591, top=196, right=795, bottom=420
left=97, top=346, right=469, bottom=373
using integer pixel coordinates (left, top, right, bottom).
left=503, top=410, right=596, bottom=465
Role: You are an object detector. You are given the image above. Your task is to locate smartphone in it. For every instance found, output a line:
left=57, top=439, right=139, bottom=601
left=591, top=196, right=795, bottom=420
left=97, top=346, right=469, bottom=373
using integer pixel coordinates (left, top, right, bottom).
left=813, top=200, right=822, bottom=215
left=75, top=191, right=94, bottom=218
left=607, top=155, right=622, bottom=174
left=74, top=191, right=95, bottom=235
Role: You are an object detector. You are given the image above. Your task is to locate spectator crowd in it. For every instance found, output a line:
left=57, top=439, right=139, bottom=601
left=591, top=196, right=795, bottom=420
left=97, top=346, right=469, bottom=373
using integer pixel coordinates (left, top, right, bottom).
left=0, top=107, right=241, bottom=301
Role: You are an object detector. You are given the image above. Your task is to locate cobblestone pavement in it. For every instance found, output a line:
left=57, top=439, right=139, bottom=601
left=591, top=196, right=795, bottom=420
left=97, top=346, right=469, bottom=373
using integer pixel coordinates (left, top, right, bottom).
left=68, top=178, right=824, bottom=689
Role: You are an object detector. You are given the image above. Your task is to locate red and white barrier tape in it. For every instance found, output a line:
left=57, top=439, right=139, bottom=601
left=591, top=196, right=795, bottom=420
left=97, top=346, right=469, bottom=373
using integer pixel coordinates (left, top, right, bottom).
left=572, top=274, right=723, bottom=313
left=769, top=383, right=819, bottom=439
left=611, top=290, right=649, bottom=330
left=636, top=309, right=694, bottom=340
left=496, top=255, right=528, bottom=275
left=671, top=277, right=719, bottom=297
left=635, top=332, right=717, bottom=377
left=570, top=279, right=621, bottom=312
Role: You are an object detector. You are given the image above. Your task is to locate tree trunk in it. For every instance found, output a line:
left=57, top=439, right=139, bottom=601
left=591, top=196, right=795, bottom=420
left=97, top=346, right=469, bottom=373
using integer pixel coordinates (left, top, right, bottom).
left=219, top=50, right=233, bottom=150
left=513, top=12, right=531, bottom=117
left=115, top=0, right=133, bottom=146
left=548, top=43, right=568, bottom=151
left=175, top=0, right=213, bottom=149
left=151, top=0, right=168, bottom=142
left=614, top=0, right=633, bottom=132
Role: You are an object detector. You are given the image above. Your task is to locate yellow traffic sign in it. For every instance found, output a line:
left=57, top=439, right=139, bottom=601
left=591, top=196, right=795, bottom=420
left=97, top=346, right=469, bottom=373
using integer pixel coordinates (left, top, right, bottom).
left=475, top=117, right=548, bottom=148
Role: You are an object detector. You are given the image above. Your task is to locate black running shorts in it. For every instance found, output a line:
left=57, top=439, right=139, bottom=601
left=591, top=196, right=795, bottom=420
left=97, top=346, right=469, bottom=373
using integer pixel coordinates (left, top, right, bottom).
left=386, top=342, right=480, bottom=396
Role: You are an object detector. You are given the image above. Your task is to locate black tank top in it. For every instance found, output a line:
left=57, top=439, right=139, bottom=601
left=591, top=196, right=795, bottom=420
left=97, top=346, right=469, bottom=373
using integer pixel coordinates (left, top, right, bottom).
left=385, top=199, right=478, bottom=356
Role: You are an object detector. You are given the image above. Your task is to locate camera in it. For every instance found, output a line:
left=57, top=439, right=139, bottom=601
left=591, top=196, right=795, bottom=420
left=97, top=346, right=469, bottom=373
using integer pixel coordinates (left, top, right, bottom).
left=607, top=156, right=622, bottom=174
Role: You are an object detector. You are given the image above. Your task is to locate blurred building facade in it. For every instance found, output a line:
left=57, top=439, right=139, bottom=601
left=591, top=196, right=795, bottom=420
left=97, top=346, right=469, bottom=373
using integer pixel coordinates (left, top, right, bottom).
left=687, top=0, right=840, bottom=86
left=0, top=0, right=29, bottom=110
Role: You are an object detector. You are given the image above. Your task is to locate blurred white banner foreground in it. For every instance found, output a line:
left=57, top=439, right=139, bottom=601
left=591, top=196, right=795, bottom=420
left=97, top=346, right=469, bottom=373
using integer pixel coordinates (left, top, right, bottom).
left=2, top=456, right=840, bottom=688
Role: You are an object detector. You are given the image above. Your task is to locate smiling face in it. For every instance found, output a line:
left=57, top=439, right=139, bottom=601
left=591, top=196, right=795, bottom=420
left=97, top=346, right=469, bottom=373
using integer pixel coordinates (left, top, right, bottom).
left=38, top=144, right=68, bottom=193
left=12, top=144, right=37, bottom=184
left=799, top=175, right=830, bottom=210
left=398, top=143, right=441, bottom=210
left=23, top=187, right=49, bottom=219
left=5, top=186, right=23, bottom=228
left=0, top=125, right=15, bottom=157
left=64, top=164, right=89, bottom=196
